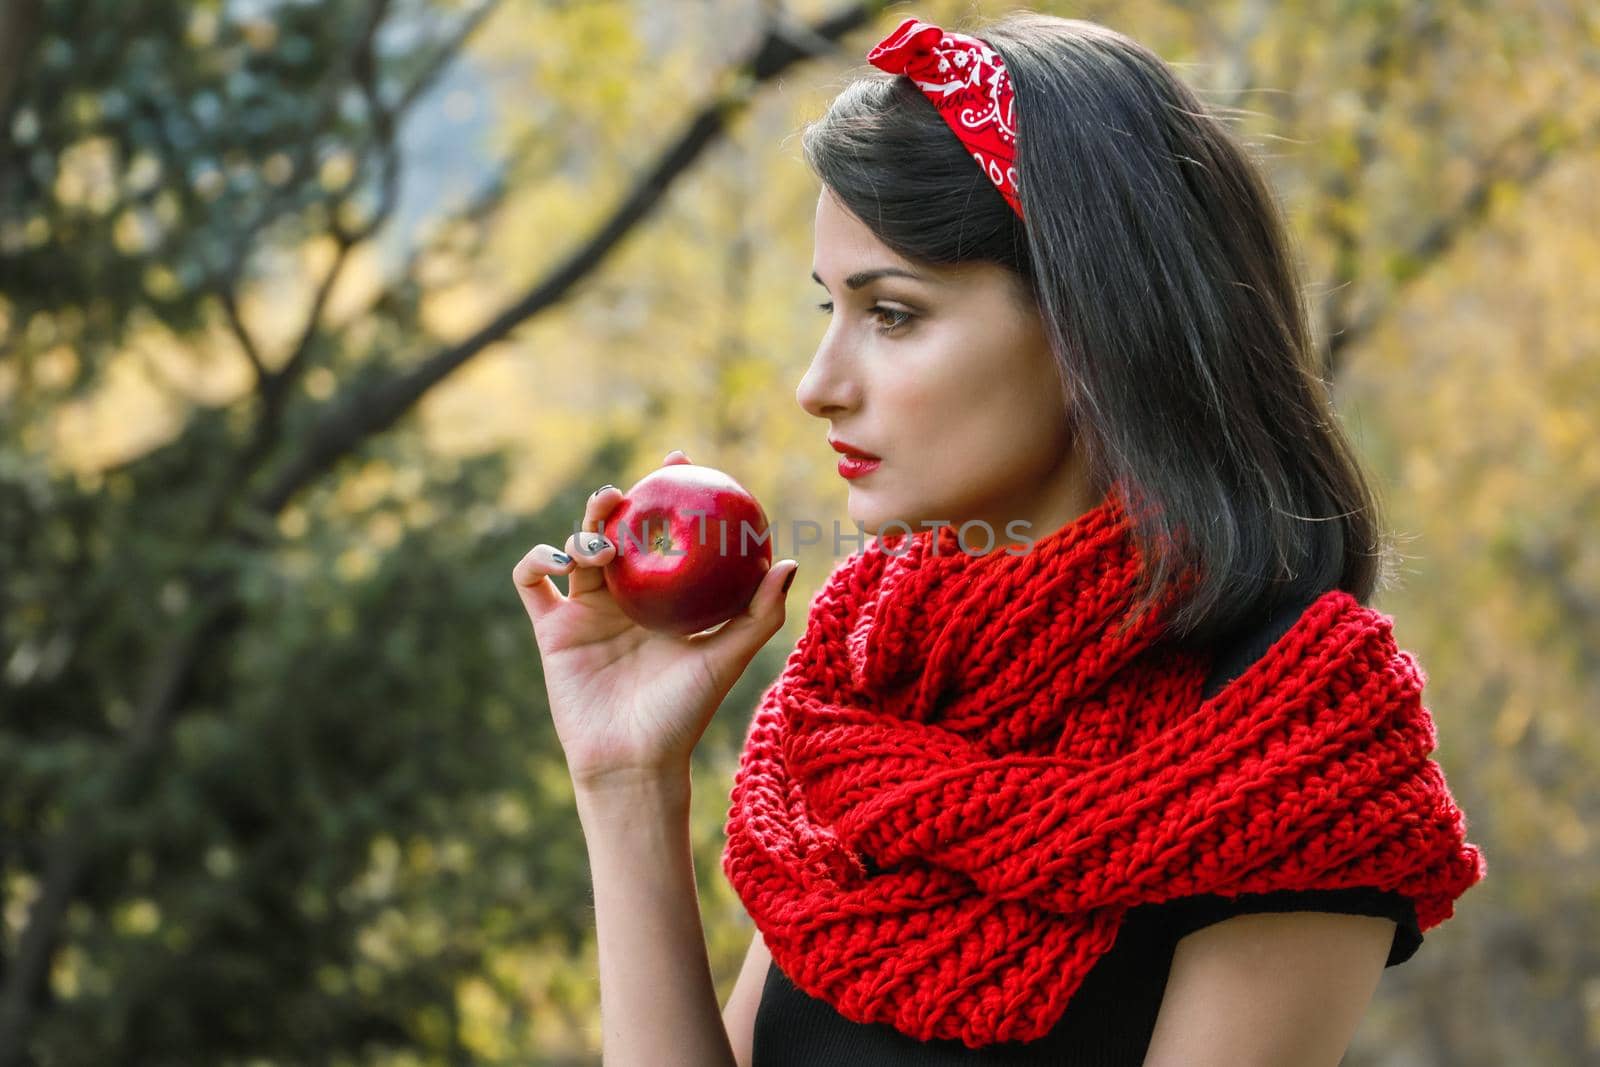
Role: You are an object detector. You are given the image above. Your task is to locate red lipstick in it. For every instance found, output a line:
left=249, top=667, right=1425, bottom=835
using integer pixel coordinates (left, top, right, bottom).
left=829, top=438, right=882, bottom=480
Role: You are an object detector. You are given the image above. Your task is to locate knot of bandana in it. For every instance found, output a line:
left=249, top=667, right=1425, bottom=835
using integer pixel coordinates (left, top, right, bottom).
left=867, top=16, right=1023, bottom=220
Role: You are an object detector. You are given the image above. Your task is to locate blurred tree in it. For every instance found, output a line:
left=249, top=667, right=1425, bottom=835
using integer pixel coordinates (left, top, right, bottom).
left=0, top=0, right=883, bottom=1062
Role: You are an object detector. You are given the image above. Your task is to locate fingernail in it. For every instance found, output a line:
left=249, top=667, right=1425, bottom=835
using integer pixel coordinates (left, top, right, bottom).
left=584, top=536, right=609, bottom=554
left=781, top=567, right=796, bottom=594
left=551, top=551, right=572, bottom=565
left=591, top=483, right=615, bottom=497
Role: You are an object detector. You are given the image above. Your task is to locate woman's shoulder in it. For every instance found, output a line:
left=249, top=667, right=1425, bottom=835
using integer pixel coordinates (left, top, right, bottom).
left=1153, top=887, right=1425, bottom=967
left=1186, top=591, right=1427, bottom=967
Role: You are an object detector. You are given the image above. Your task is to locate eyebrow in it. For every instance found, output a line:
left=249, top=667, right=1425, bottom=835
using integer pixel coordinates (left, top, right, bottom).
left=811, top=267, right=932, bottom=290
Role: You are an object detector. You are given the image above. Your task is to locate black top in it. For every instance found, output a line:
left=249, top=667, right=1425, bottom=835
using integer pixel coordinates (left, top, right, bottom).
left=751, top=594, right=1423, bottom=1065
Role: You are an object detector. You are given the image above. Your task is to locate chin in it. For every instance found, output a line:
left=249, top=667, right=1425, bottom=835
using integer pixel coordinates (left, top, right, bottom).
left=846, top=501, right=889, bottom=541
left=849, top=499, right=927, bottom=542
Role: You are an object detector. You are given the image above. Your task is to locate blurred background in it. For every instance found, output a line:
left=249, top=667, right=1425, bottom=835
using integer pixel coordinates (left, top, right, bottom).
left=1, top=0, right=1596, bottom=1063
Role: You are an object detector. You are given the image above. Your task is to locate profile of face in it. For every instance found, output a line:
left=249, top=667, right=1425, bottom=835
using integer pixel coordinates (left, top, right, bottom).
left=799, top=187, right=1094, bottom=553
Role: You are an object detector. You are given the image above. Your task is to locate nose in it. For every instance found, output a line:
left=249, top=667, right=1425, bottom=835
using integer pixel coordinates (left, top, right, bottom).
left=796, top=332, right=858, bottom=420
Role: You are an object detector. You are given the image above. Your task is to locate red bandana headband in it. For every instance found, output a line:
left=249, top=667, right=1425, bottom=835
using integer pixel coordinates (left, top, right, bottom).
left=866, top=16, right=1023, bottom=219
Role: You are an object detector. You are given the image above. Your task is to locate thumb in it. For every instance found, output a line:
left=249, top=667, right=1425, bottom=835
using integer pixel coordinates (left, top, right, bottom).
left=693, top=559, right=799, bottom=675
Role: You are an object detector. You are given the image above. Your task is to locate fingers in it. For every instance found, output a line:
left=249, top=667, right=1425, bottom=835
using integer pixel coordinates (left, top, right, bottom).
left=512, top=543, right=577, bottom=626
left=564, top=526, right=616, bottom=598
left=515, top=453, right=690, bottom=619
left=566, top=451, right=686, bottom=597
left=581, top=483, right=620, bottom=534
left=753, top=558, right=801, bottom=622
left=690, top=559, right=800, bottom=676
left=568, top=483, right=623, bottom=598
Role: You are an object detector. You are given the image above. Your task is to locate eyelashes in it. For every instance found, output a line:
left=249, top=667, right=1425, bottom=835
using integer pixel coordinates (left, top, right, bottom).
left=813, top=301, right=914, bottom=335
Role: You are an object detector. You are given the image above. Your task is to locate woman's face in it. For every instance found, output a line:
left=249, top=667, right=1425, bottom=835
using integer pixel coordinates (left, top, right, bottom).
left=799, top=188, right=1096, bottom=552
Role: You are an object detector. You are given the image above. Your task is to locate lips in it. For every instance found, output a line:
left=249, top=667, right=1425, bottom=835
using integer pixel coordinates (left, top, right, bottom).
left=829, top=438, right=882, bottom=460
left=837, top=455, right=881, bottom=480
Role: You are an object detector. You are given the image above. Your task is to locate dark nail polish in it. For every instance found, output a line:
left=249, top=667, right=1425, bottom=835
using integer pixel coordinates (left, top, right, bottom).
left=585, top=536, right=608, bottom=554
left=551, top=551, right=572, bottom=565
left=781, top=568, right=796, bottom=594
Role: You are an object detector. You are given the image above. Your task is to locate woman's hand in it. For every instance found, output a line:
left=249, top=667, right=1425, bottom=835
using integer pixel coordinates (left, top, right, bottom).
left=513, top=450, right=799, bottom=791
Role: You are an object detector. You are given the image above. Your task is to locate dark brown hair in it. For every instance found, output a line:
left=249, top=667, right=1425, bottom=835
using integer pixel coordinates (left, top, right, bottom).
left=802, top=12, right=1398, bottom=646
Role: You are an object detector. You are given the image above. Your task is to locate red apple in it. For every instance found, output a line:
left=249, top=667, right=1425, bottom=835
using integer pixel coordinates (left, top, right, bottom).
left=600, top=463, right=773, bottom=635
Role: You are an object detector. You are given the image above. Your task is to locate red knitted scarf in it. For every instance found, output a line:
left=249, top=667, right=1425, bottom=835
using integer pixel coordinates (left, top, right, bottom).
left=720, top=485, right=1487, bottom=1048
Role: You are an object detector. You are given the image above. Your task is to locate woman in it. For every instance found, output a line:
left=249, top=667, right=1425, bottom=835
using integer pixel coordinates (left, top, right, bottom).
left=513, top=12, right=1484, bottom=1066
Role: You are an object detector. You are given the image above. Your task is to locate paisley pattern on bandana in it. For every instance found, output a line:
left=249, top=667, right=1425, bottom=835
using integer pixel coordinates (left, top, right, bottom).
left=868, top=17, right=1023, bottom=219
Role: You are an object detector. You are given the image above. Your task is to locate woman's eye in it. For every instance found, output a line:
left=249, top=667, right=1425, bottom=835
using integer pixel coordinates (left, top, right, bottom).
left=871, top=307, right=912, bottom=332
left=813, top=301, right=913, bottom=334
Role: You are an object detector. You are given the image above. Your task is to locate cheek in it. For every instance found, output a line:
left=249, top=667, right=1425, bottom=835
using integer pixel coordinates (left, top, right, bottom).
left=932, top=362, right=1065, bottom=471
left=865, top=356, right=950, bottom=437
left=886, top=334, right=993, bottom=422
left=875, top=322, right=1060, bottom=468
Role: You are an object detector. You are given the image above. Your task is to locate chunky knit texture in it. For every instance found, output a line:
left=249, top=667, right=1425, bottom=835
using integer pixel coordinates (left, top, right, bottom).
left=720, top=484, right=1487, bottom=1049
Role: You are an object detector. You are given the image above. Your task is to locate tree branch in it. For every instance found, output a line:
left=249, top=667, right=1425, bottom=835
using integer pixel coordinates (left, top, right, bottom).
left=1324, top=105, right=1600, bottom=369
left=202, top=0, right=491, bottom=535
left=254, top=1, right=882, bottom=516
left=217, top=287, right=269, bottom=385
left=1310, top=5, right=1445, bottom=379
